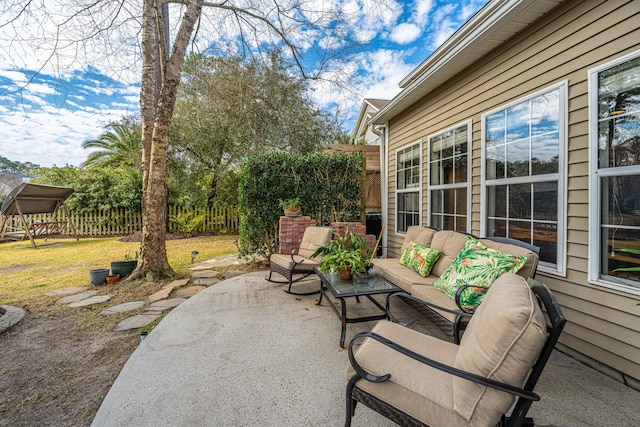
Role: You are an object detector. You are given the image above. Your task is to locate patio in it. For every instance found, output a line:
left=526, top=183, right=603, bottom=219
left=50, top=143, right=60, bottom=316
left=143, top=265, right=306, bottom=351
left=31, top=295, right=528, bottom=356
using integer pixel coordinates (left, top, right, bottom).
left=92, top=271, right=640, bottom=426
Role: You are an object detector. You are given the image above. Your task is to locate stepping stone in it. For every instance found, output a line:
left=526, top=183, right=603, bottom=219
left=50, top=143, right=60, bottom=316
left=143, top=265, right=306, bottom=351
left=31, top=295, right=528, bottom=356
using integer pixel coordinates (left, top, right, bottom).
left=45, top=286, right=89, bottom=296
left=224, top=270, right=245, bottom=279
left=114, top=313, right=162, bottom=331
left=191, top=270, right=221, bottom=278
left=100, top=301, right=146, bottom=316
left=68, top=295, right=113, bottom=308
left=0, top=304, right=26, bottom=334
left=56, top=290, right=98, bottom=304
left=148, top=279, right=190, bottom=302
left=193, top=278, right=220, bottom=286
left=145, top=297, right=186, bottom=312
left=175, top=286, right=205, bottom=298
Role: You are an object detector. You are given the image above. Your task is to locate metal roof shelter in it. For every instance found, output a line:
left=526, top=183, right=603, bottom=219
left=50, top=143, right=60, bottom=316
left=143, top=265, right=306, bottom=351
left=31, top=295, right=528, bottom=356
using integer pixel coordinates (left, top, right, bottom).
left=0, top=183, right=78, bottom=248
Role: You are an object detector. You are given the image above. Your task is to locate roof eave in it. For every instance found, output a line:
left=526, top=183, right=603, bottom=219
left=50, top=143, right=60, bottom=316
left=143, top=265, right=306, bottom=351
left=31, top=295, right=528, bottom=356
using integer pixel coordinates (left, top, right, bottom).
left=371, top=0, right=565, bottom=125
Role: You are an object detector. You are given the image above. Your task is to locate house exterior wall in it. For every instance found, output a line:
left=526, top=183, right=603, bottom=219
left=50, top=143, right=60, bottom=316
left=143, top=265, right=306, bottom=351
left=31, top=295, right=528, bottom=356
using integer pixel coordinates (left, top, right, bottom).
left=383, top=0, right=640, bottom=384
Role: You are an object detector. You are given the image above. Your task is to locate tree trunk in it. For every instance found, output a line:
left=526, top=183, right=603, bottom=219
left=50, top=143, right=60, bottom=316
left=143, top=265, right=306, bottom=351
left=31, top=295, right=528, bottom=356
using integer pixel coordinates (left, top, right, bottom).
left=132, top=0, right=204, bottom=281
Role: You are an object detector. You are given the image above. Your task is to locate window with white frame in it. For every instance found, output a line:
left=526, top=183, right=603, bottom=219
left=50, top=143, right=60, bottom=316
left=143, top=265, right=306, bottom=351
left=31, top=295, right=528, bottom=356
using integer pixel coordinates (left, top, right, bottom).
left=589, top=52, right=640, bottom=291
left=428, top=122, right=470, bottom=231
left=396, top=142, right=421, bottom=233
left=482, top=83, right=566, bottom=273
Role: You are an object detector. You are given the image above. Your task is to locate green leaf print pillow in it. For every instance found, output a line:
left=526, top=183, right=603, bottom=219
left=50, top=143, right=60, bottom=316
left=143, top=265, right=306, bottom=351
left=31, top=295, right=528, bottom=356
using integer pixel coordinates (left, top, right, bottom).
left=433, top=236, right=526, bottom=309
left=400, top=241, right=441, bottom=277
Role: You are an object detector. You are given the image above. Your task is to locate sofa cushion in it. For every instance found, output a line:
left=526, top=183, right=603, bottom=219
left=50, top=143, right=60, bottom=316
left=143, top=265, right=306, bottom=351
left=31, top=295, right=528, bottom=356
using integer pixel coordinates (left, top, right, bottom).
left=433, top=237, right=526, bottom=309
left=453, top=273, right=547, bottom=425
left=401, top=226, right=429, bottom=253
left=410, top=284, right=469, bottom=325
left=429, top=231, right=470, bottom=277
left=400, top=241, right=441, bottom=277
left=372, top=258, right=437, bottom=292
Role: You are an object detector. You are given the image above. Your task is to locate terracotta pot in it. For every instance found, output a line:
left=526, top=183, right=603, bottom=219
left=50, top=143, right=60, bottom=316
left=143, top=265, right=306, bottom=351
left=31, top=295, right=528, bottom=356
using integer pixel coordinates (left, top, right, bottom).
left=106, top=274, right=120, bottom=285
left=283, top=207, right=301, bottom=216
left=337, top=266, right=352, bottom=281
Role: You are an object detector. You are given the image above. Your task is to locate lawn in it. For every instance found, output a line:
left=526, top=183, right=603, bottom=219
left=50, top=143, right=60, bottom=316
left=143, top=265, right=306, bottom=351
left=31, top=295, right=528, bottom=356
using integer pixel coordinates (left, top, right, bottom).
left=0, top=234, right=240, bottom=426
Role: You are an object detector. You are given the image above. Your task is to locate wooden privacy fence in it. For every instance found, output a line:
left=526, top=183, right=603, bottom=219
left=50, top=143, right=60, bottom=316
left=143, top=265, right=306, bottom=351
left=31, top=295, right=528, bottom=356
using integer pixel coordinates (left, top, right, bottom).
left=0, top=206, right=238, bottom=237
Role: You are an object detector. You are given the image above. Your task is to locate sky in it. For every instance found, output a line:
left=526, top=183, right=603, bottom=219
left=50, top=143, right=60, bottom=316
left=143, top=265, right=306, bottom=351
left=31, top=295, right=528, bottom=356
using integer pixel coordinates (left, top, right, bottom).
left=0, top=0, right=488, bottom=168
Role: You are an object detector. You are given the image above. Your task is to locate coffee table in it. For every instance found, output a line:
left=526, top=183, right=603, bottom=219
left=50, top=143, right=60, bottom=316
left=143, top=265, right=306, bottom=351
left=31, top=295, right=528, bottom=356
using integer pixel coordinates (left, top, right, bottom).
left=316, top=271, right=401, bottom=348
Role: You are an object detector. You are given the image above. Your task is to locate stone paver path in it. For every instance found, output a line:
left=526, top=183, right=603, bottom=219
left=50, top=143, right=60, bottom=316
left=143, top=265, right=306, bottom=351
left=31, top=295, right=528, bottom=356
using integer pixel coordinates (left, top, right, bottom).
left=115, top=313, right=162, bottom=331
left=0, top=305, right=26, bottom=334
left=45, top=286, right=89, bottom=296
left=56, top=290, right=98, bottom=304
left=191, top=270, right=220, bottom=278
left=145, top=298, right=186, bottom=313
left=68, top=295, right=114, bottom=308
left=100, top=301, right=145, bottom=316
left=148, top=279, right=189, bottom=303
left=175, top=286, right=205, bottom=298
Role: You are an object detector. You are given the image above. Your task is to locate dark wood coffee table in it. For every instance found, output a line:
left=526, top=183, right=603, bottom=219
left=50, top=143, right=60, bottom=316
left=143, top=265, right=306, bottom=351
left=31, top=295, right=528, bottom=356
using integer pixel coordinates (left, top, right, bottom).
left=316, top=270, right=401, bottom=348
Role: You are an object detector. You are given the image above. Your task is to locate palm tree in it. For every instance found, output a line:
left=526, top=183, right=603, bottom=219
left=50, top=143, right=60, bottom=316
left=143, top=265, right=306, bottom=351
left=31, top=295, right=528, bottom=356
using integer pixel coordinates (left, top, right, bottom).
left=82, top=121, right=141, bottom=169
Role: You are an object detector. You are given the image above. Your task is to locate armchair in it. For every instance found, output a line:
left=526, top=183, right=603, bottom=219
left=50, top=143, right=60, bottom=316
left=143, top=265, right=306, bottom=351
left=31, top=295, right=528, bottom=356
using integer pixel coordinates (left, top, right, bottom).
left=267, top=226, right=333, bottom=295
left=346, top=273, right=565, bottom=427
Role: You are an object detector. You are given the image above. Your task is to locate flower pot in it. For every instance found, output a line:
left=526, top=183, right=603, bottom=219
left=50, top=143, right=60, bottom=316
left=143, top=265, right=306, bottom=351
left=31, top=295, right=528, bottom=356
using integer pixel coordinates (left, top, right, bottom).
left=106, top=274, right=120, bottom=285
left=283, top=207, right=301, bottom=216
left=111, top=261, right=137, bottom=278
left=89, top=268, right=110, bottom=285
left=337, top=266, right=352, bottom=281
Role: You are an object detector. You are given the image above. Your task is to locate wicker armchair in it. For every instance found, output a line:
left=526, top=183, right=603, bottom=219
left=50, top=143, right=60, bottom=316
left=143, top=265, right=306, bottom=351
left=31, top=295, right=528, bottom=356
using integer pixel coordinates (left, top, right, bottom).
left=346, top=273, right=565, bottom=427
left=266, top=226, right=333, bottom=295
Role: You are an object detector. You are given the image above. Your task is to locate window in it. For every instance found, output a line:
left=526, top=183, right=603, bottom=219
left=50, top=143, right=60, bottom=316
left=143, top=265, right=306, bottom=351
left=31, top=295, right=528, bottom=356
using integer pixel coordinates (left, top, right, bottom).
left=428, top=122, right=470, bottom=231
left=482, top=83, right=566, bottom=274
left=396, top=142, right=421, bottom=233
left=589, top=52, right=640, bottom=292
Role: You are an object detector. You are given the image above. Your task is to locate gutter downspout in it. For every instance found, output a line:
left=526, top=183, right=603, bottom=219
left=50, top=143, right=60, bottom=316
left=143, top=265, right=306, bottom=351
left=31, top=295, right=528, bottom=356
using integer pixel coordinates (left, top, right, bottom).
left=371, top=124, right=388, bottom=258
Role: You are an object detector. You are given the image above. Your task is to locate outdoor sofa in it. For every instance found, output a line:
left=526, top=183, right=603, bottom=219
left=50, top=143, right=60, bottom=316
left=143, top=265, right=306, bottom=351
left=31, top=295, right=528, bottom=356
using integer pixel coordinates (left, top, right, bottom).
left=371, top=226, right=540, bottom=343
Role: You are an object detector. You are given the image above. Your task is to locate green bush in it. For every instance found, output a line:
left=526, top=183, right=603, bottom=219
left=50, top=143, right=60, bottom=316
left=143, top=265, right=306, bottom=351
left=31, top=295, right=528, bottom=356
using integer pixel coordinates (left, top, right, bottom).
left=238, top=151, right=364, bottom=257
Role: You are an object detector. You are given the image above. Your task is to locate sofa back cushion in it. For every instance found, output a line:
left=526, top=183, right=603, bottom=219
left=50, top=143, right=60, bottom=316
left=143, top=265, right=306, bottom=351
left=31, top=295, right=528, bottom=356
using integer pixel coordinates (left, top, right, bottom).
left=401, top=226, right=436, bottom=253
left=453, top=273, right=547, bottom=425
left=480, top=239, right=539, bottom=279
left=429, top=230, right=470, bottom=277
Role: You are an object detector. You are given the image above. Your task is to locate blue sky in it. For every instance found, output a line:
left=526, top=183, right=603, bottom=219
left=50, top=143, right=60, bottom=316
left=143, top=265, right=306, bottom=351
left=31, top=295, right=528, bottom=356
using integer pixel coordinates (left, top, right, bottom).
left=0, top=0, right=487, bottom=168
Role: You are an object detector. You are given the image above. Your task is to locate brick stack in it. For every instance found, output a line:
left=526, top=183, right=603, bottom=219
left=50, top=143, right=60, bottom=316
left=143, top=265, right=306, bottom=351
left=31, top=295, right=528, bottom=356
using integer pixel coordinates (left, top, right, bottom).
left=330, top=221, right=377, bottom=252
left=278, top=216, right=316, bottom=255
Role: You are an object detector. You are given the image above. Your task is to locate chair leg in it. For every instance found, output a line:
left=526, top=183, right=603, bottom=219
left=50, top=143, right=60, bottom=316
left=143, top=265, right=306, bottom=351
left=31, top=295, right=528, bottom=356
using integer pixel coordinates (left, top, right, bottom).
left=345, top=375, right=360, bottom=427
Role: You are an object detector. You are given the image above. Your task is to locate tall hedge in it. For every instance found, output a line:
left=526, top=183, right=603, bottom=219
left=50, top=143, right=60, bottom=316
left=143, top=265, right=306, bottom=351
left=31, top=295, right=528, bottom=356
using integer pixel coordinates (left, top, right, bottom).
left=238, top=151, right=364, bottom=257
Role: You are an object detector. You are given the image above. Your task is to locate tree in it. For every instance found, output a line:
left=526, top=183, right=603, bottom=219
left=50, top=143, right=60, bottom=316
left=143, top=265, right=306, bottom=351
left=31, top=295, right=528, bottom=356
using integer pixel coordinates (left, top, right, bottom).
left=2, top=0, right=390, bottom=281
left=82, top=117, right=142, bottom=169
left=170, top=52, right=347, bottom=206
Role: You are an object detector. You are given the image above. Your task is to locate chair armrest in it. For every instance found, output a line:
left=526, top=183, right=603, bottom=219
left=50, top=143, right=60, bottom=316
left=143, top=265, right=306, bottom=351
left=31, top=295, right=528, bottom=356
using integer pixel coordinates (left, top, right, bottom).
left=386, top=291, right=473, bottom=323
left=454, top=285, right=489, bottom=313
left=348, top=331, right=540, bottom=401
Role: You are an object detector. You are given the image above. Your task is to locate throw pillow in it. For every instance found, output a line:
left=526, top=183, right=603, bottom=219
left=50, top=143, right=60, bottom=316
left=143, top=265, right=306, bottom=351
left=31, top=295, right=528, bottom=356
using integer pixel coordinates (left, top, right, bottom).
left=400, top=241, right=442, bottom=277
left=433, top=236, right=527, bottom=309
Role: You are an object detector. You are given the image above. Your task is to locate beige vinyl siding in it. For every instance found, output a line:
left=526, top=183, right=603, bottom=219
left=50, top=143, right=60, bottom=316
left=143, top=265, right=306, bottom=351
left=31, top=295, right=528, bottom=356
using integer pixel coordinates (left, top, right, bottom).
left=383, top=0, right=640, bottom=381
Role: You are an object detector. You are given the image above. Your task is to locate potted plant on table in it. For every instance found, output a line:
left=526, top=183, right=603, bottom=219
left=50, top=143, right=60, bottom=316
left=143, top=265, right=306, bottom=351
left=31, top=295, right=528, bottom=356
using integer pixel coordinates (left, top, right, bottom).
left=111, top=251, right=138, bottom=278
left=312, top=228, right=371, bottom=280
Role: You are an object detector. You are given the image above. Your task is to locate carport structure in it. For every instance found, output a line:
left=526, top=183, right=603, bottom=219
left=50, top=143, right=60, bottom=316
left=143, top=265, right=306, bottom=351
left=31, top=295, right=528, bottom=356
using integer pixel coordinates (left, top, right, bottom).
left=0, top=183, right=78, bottom=248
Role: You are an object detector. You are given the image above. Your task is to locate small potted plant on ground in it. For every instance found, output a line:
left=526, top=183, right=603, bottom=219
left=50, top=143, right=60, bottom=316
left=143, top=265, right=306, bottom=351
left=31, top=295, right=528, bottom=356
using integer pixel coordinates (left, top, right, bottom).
left=312, top=228, right=371, bottom=280
left=279, top=198, right=301, bottom=216
left=111, top=251, right=139, bottom=278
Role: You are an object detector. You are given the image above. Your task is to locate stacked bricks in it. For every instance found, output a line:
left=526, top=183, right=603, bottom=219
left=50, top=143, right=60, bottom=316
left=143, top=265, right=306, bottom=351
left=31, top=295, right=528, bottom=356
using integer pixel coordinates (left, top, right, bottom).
left=278, top=216, right=316, bottom=255
left=330, top=221, right=377, bottom=252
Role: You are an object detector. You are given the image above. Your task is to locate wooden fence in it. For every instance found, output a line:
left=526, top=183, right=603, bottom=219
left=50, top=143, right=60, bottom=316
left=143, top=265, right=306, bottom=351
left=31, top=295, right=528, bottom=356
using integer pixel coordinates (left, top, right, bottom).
left=1, top=206, right=239, bottom=237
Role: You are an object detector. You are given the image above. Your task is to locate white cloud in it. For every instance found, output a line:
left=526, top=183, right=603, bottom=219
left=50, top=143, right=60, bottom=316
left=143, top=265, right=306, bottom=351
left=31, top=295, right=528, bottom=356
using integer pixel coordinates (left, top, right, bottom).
left=413, top=0, right=435, bottom=26
left=389, top=23, right=421, bottom=44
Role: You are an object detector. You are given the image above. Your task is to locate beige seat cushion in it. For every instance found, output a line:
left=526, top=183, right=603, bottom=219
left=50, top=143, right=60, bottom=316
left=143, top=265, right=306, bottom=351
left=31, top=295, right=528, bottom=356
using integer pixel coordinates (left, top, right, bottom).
left=347, top=320, right=469, bottom=426
left=269, top=253, right=320, bottom=272
left=453, top=273, right=547, bottom=425
left=371, top=258, right=436, bottom=292
left=410, top=284, right=467, bottom=323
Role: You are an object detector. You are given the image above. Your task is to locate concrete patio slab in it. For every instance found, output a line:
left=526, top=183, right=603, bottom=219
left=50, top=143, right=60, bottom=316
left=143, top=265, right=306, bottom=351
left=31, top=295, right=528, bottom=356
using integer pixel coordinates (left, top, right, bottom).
left=93, top=271, right=640, bottom=427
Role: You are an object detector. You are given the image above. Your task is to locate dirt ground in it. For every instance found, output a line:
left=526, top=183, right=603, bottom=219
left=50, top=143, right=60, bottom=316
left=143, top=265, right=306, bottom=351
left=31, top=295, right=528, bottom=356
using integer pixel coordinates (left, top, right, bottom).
left=0, top=240, right=263, bottom=427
